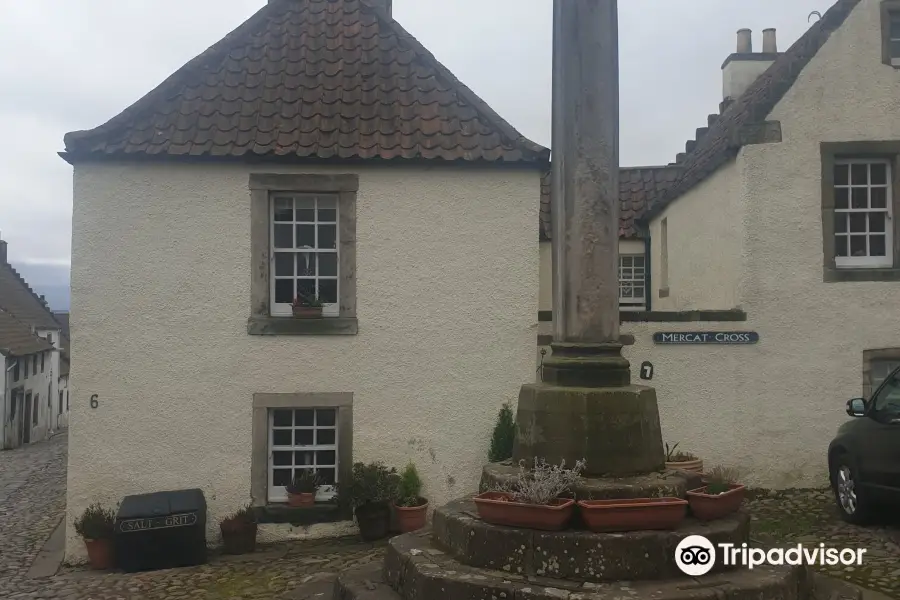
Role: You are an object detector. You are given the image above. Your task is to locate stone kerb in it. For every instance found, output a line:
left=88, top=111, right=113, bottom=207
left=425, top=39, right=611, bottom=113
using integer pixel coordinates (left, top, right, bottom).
left=431, top=498, right=750, bottom=582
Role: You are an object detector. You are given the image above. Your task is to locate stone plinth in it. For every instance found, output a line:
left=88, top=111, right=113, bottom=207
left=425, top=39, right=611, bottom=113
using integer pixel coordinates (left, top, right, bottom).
left=431, top=497, right=749, bottom=582
left=512, top=383, right=666, bottom=476
left=335, top=532, right=814, bottom=600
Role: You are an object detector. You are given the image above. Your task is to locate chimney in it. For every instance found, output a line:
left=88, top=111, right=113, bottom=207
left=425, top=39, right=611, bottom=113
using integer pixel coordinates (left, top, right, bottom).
left=722, top=28, right=780, bottom=103
left=0, top=231, right=6, bottom=264
left=762, top=28, right=777, bottom=53
left=736, top=28, right=752, bottom=53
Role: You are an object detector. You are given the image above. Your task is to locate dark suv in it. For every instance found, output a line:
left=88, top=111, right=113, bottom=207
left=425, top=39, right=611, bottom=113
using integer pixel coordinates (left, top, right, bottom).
left=828, top=365, right=900, bottom=524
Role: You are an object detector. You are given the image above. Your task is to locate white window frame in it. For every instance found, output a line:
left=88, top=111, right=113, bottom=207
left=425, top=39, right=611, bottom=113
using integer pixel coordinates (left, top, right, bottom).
left=890, top=11, right=900, bottom=66
left=269, top=193, right=340, bottom=317
left=618, top=254, right=646, bottom=311
left=267, top=408, right=339, bottom=503
left=834, top=158, right=893, bottom=269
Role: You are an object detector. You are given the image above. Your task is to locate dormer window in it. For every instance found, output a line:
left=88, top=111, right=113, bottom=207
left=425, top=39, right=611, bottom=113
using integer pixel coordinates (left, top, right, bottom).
left=881, top=2, right=900, bottom=67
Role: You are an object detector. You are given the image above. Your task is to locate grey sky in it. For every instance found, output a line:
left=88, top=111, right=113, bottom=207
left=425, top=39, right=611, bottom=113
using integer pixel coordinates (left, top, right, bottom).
left=0, top=0, right=835, bottom=268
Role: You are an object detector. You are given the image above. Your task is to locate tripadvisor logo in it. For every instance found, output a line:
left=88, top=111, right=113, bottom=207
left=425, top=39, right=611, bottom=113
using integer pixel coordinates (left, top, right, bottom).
left=675, top=535, right=866, bottom=576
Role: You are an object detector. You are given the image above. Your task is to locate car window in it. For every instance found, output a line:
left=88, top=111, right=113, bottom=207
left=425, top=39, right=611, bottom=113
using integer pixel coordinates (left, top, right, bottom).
left=872, top=373, right=900, bottom=416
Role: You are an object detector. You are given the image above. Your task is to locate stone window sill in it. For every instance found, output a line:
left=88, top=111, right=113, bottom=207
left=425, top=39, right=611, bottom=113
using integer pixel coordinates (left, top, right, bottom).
left=247, top=317, right=359, bottom=336
left=253, top=502, right=349, bottom=525
left=823, top=268, right=900, bottom=283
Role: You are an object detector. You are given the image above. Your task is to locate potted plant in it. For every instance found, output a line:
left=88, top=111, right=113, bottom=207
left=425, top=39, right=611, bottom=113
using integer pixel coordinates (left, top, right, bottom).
left=687, top=466, right=746, bottom=521
left=286, top=470, right=320, bottom=507
left=665, top=442, right=703, bottom=473
left=292, top=293, right=323, bottom=318
left=74, top=503, right=116, bottom=570
left=577, top=493, right=688, bottom=532
left=220, top=505, right=258, bottom=555
left=473, top=458, right=584, bottom=531
left=393, top=462, right=428, bottom=533
left=338, top=461, right=400, bottom=541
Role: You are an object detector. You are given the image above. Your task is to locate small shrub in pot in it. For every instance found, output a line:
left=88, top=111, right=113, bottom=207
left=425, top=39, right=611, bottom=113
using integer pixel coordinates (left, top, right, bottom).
left=74, top=503, right=116, bottom=570
left=393, top=462, right=428, bottom=533
left=488, top=403, right=516, bottom=462
left=220, top=505, right=258, bottom=555
left=687, top=466, right=746, bottom=521
left=338, top=461, right=400, bottom=541
left=665, top=442, right=703, bottom=473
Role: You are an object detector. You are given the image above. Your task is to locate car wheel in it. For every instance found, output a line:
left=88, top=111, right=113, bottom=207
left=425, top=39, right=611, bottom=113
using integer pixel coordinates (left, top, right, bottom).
left=831, top=454, right=871, bottom=524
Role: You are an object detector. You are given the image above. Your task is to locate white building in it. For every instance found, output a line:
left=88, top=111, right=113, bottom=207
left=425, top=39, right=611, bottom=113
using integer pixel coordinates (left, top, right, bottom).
left=540, top=0, right=898, bottom=490
left=0, top=237, right=65, bottom=448
left=62, top=0, right=545, bottom=561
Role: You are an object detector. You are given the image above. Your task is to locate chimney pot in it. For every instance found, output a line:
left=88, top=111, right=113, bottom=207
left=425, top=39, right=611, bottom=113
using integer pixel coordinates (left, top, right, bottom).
left=762, top=28, right=777, bottom=53
left=736, top=28, right=752, bottom=53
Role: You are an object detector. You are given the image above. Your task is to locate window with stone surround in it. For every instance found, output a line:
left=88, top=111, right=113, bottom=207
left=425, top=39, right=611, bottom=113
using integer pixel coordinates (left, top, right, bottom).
left=269, top=407, right=339, bottom=502
left=271, top=194, right=340, bottom=318
left=249, top=174, right=357, bottom=336
left=821, top=143, right=900, bottom=281
left=251, top=393, right=352, bottom=508
left=618, top=255, right=646, bottom=311
left=863, top=348, right=900, bottom=399
left=881, top=1, right=900, bottom=67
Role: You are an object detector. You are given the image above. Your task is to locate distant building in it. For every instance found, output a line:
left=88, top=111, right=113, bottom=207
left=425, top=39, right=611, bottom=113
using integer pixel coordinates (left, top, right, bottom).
left=0, top=235, right=67, bottom=448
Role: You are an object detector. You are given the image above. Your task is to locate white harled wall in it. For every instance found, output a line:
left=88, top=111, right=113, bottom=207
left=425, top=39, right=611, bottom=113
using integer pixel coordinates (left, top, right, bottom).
left=637, top=0, right=900, bottom=489
left=66, top=162, right=539, bottom=561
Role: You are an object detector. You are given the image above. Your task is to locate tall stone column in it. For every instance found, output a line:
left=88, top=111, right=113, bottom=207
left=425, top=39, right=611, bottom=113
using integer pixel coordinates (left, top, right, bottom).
left=513, top=0, right=665, bottom=476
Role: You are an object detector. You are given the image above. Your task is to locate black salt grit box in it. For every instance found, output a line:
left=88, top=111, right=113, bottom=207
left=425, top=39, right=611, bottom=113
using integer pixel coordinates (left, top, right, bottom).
left=115, top=488, right=208, bottom=572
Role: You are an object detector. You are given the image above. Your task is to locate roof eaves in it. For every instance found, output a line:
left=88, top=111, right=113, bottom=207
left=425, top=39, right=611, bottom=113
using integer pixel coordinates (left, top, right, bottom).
left=63, top=3, right=273, bottom=155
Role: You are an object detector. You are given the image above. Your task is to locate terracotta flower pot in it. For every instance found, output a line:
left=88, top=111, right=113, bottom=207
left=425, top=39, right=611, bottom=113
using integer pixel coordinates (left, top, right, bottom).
left=288, top=492, right=315, bottom=507
left=220, top=521, right=258, bottom=555
left=666, top=458, right=703, bottom=473
left=578, top=497, right=688, bottom=532
left=686, top=484, right=746, bottom=521
left=356, top=502, right=391, bottom=541
left=83, top=538, right=113, bottom=570
left=394, top=500, right=428, bottom=533
left=473, top=492, right=575, bottom=531
left=292, top=306, right=322, bottom=318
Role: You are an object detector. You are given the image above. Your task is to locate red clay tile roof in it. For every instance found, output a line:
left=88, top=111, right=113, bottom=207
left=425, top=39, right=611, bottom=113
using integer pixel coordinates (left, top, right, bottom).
left=0, top=308, right=53, bottom=357
left=62, top=0, right=548, bottom=164
left=642, top=0, right=860, bottom=222
left=539, top=166, right=682, bottom=241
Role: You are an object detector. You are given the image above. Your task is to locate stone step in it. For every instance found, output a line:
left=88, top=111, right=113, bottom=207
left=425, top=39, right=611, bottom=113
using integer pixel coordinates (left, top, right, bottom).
left=432, top=496, right=749, bottom=582
left=333, top=563, right=401, bottom=600
left=363, top=530, right=812, bottom=600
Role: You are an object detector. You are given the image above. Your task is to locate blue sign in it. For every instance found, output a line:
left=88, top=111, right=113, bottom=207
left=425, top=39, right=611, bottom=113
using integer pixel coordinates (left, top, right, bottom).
left=653, top=332, right=759, bottom=345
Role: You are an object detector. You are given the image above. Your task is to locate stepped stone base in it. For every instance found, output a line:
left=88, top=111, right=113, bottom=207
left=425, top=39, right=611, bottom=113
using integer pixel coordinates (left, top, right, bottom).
left=481, top=463, right=703, bottom=500
left=335, top=532, right=816, bottom=600
left=432, top=497, right=749, bottom=582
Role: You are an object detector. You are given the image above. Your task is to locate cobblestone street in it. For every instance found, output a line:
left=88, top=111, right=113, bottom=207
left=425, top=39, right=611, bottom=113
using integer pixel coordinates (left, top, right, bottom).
left=1, top=436, right=898, bottom=598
